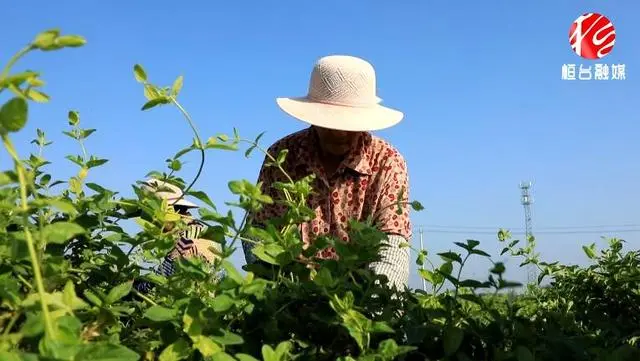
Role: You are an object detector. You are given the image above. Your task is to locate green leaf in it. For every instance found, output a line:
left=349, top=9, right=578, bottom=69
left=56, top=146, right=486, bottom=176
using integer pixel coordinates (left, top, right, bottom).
left=418, top=269, right=435, bottom=284
left=82, top=289, right=102, bottom=306
left=28, top=76, right=45, bottom=87
left=254, top=131, right=265, bottom=143
left=81, top=129, right=97, bottom=139
left=470, top=249, right=491, bottom=257
left=26, top=89, right=49, bottom=103
left=133, top=64, right=147, bottom=83
left=105, top=281, right=133, bottom=304
left=372, top=321, right=395, bottom=334
left=141, top=97, right=169, bottom=111
left=75, top=342, right=140, bottom=361
left=42, top=222, right=84, bottom=244
left=174, top=145, right=196, bottom=159
left=0, top=351, right=25, bottom=361
left=582, top=243, right=597, bottom=259
left=144, top=305, right=178, bottom=321
left=466, top=239, right=480, bottom=249
left=236, top=354, right=260, bottom=361
left=211, top=330, right=244, bottom=346
left=187, top=190, right=216, bottom=209
left=515, top=345, right=534, bottom=361
left=0, top=170, right=18, bottom=186
left=313, top=267, right=334, bottom=287
left=222, top=260, right=243, bottom=284
left=159, top=339, right=190, bottom=361
left=20, top=313, right=44, bottom=337
left=458, top=279, right=488, bottom=288
left=206, top=137, right=238, bottom=150
left=497, top=229, right=510, bottom=242
left=192, top=336, right=221, bottom=357
left=54, top=35, right=86, bottom=48
left=169, top=159, right=182, bottom=171
left=87, top=158, right=108, bottom=169
left=62, top=280, right=88, bottom=311
left=0, top=97, right=28, bottom=133
left=458, top=294, right=483, bottom=305
left=276, top=149, right=288, bottom=165
left=252, top=244, right=284, bottom=265
left=144, top=84, right=160, bottom=100
left=443, top=326, right=464, bottom=356
left=439, top=262, right=453, bottom=276
left=212, top=294, right=235, bottom=312
left=498, top=279, right=522, bottom=289
left=68, top=110, right=79, bottom=126
left=490, top=262, right=506, bottom=275
left=32, top=29, right=60, bottom=49
left=1, top=71, right=39, bottom=87
left=228, top=180, right=245, bottom=194
left=172, top=75, right=184, bottom=96
left=438, top=251, right=462, bottom=264
left=410, top=200, right=424, bottom=211
left=261, top=345, right=277, bottom=361
left=211, top=353, right=237, bottom=361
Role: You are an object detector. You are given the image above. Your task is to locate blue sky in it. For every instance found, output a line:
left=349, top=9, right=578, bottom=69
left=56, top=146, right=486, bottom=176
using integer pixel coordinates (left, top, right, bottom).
left=2, top=1, right=638, bottom=289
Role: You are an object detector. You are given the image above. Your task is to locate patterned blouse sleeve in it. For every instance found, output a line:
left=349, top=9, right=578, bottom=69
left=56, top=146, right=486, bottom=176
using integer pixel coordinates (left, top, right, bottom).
left=373, top=153, right=412, bottom=240
left=370, top=153, right=412, bottom=290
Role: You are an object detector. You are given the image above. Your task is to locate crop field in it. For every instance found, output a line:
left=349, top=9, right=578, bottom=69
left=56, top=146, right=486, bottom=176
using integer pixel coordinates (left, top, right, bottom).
left=0, top=29, right=639, bottom=361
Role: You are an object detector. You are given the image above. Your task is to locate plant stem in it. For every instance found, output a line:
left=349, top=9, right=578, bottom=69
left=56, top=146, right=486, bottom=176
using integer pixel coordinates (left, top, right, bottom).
left=371, top=200, right=414, bottom=222
left=241, top=140, right=294, bottom=184
left=241, top=140, right=297, bottom=235
left=3, top=312, right=20, bottom=336
left=132, top=289, right=157, bottom=305
left=228, top=212, right=249, bottom=251
left=2, top=134, right=55, bottom=338
left=1, top=45, right=32, bottom=79
left=16, top=274, right=32, bottom=290
left=453, top=253, right=470, bottom=301
left=446, top=253, right=471, bottom=325
left=170, top=97, right=204, bottom=202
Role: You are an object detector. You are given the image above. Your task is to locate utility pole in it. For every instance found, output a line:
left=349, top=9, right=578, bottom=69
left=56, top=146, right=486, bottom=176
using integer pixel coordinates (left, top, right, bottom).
left=419, top=226, right=426, bottom=291
left=520, top=181, right=536, bottom=284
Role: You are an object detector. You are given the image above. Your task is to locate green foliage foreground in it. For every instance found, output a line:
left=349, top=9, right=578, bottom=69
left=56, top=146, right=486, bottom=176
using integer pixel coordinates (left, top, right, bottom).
left=0, top=29, right=639, bottom=361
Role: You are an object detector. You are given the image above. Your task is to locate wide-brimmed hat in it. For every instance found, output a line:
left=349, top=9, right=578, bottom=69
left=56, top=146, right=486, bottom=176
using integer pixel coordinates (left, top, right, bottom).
left=276, top=55, right=404, bottom=132
left=141, top=178, right=198, bottom=209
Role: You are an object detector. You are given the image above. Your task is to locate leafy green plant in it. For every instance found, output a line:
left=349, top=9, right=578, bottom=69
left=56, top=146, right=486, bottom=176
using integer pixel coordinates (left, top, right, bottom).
left=0, top=28, right=638, bottom=361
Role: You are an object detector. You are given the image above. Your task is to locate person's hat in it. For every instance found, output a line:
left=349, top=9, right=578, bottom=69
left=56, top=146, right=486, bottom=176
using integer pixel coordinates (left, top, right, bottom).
left=276, top=55, right=404, bottom=132
left=141, top=178, right=198, bottom=209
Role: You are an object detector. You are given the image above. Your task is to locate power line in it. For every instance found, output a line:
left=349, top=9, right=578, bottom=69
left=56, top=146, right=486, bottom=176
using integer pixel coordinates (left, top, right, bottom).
left=412, top=228, right=640, bottom=235
left=414, top=224, right=640, bottom=230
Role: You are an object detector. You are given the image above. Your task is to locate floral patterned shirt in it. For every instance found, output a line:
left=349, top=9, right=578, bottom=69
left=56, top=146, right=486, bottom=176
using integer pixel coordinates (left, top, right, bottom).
left=244, top=127, right=412, bottom=288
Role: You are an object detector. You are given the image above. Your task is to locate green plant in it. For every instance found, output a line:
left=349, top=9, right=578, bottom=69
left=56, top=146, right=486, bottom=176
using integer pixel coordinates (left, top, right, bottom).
left=0, top=28, right=638, bottom=361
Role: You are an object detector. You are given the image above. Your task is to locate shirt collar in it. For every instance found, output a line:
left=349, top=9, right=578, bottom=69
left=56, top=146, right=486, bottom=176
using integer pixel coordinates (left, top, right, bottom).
left=305, top=127, right=373, bottom=176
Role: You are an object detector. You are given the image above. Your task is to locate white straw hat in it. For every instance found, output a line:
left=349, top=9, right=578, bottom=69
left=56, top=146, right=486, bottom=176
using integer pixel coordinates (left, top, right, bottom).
left=276, top=55, right=404, bottom=132
left=141, top=178, right=198, bottom=209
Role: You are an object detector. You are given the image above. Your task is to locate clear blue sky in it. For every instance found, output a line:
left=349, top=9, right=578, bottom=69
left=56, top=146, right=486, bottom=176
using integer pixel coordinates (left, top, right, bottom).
left=2, top=1, right=638, bottom=289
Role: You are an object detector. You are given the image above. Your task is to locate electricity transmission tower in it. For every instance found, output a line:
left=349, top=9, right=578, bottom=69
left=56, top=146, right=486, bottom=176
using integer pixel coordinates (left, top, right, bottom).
left=520, top=181, right=537, bottom=284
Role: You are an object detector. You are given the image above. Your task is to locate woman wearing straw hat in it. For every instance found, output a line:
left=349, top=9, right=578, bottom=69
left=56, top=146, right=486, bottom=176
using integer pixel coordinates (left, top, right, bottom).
left=244, top=55, right=411, bottom=290
left=134, top=178, right=223, bottom=293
